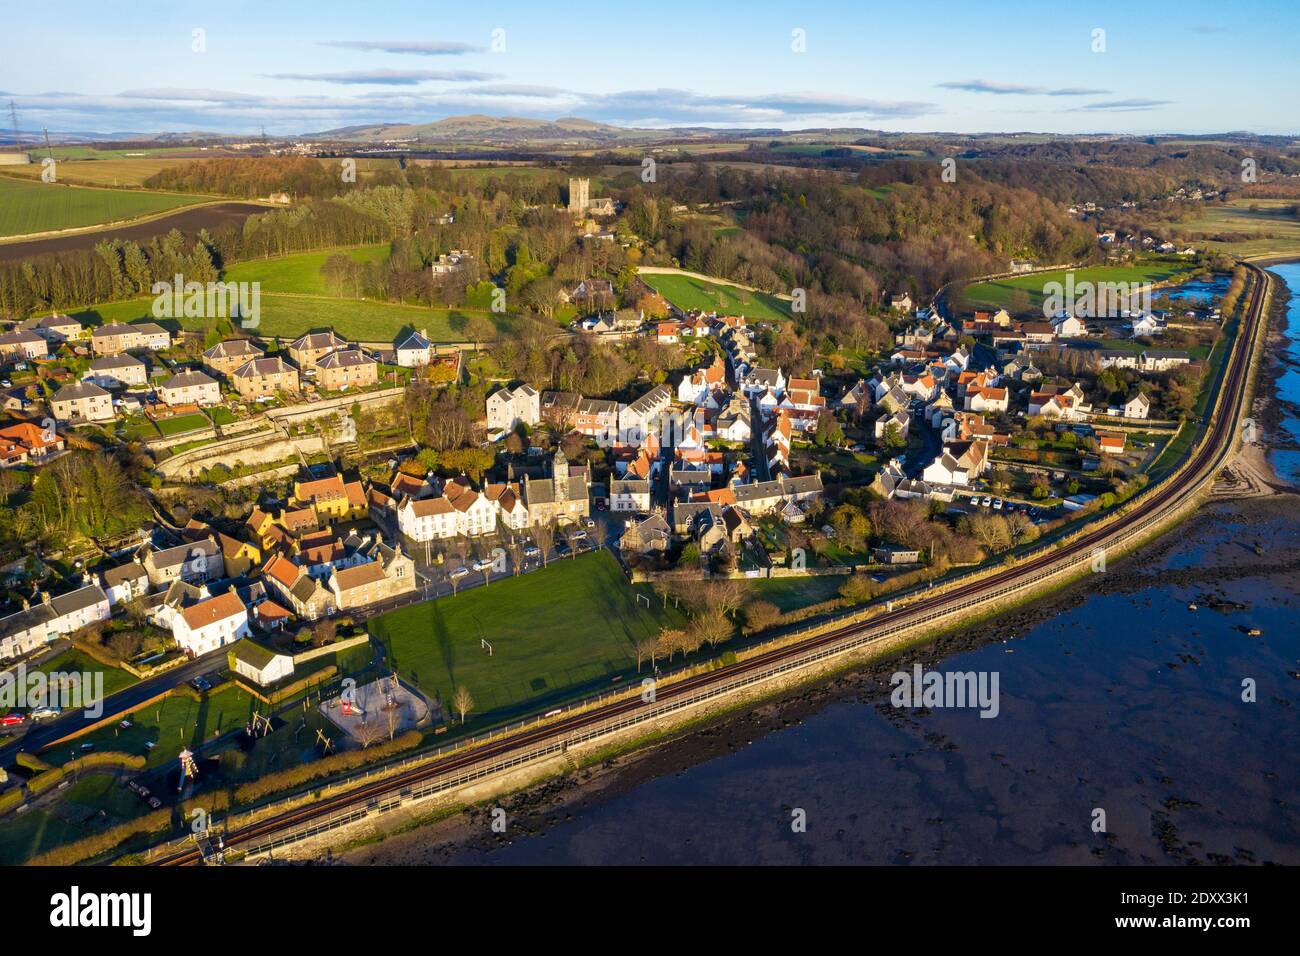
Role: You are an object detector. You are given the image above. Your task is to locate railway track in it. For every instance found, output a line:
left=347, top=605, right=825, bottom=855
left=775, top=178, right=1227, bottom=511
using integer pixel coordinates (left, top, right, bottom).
left=154, top=265, right=1269, bottom=866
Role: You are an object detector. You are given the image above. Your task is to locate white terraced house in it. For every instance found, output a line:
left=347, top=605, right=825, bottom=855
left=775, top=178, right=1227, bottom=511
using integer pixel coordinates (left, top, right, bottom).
left=486, top=383, right=540, bottom=433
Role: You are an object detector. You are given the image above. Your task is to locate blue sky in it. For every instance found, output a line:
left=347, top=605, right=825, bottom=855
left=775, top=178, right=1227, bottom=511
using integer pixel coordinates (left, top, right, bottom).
left=3, top=0, right=1298, bottom=137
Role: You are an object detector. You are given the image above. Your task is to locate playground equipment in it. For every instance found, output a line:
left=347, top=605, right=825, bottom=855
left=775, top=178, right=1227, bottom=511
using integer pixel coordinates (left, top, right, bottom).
left=177, top=748, right=199, bottom=791
left=314, top=727, right=335, bottom=755
left=245, top=712, right=273, bottom=738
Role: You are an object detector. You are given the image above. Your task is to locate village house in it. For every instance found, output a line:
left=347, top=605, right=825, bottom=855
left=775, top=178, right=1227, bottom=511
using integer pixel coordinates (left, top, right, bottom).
left=232, top=356, right=299, bottom=400
left=230, top=638, right=295, bottom=686
left=618, top=384, right=673, bottom=447
left=730, top=473, right=824, bottom=517
left=656, top=321, right=681, bottom=344
left=739, top=366, right=785, bottom=398
left=1123, top=393, right=1150, bottom=419
left=99, top=560, right=149, bottom=607
left=1097, top=431, right=1127, bottom=454
left=315, top=349, right=379, bottom=391
left=91, top=322, right=170, bottom=355
left=486, top=383, right=540, bottom=434
left=921, top=440, right=988, bottom=487
left=394, top=330, right=432, bottom=367
left=261, top=553, right=334, bottom=620
left=676, top=355, right=727, bottom=405
left=1051, top=313, right=1088, bottom=338
left=159, top=369, right=220, bottom=407
left=875, top=409, right=911, bottom=443
left=328, top=541, right=415, bottom=610
left=609, top=477, right=651, bottom=512
left=83, top=353, right=148, bottom=389
left=0, top=584, right=111, bottom=661
left=219, top=533, right=261, bottom=578
left=51, top=381, right=114, bottom=423
left=202, top=338, right=263, bottom=378
left=142, top=536, right=224, bottom=588
left=621, top=513, right=672, bottom=555
left=0, top=329, right=48, bottom=362
left=1131, top=313, right=1166, bottom=337
left=20, top=313, right=83, bottom=344
left=288, top=330, right=348, bottom=368
left=0, top=421, right=64, bottom=468
left=561, top=278, right=615, bottom=307
left=171, top=590, right=250, bottom=657
left=1139, top=350, right=1192, bottom=373
left=292, top=474, right=368, bottom=524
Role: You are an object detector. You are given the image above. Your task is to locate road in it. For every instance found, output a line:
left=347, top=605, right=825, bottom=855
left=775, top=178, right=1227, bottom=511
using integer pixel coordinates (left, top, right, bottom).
left=151, top=264, right=1270, bottom=866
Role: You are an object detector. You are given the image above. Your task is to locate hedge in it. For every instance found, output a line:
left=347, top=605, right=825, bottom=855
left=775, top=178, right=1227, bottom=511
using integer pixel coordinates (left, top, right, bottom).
left=64, top=751, right=147, bottom=773
left=15, top=752, right=53, bottom=773
left=27, top=767, right=67, bottom=795
left=234, top=729, right=422, bottom=803
left=0, top=788, right=25, bottom=815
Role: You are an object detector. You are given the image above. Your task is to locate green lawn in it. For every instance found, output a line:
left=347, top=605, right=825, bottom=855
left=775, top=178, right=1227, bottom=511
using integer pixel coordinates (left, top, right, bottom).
left=12, top=649, right=139, bottom=703
left=0, top=176, right=205, bottom=238
left=42, top=685, right=261, bottom=769
left=68, top=294, right=509, bottom=344
left=223, top=245, right=391, bottom=296
left=155, top=412, right=211, bottom=436
left=369, top=551, right=686, bottom=723
left=641, top=271, right=793, bottom=322
left=961, top=259, right=1201, bottom=316
left=0, top=808, right=88, bottom=866
left=751, top=575, right=847, bottom=612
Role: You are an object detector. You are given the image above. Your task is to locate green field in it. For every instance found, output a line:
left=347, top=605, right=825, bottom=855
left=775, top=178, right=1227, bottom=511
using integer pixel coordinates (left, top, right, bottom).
left=42, top=684, right=260, bottom=769
left=1166, top=198, right=1300, bottom=260
left=69, top=294, right=507, bottom=344
left=14, top=649, right=139, bottom=702
left=223, top=245, right=392, bottom=296
left=640, top=271, right=793, bottom=322
left=369, top=551, right=686, bottom=723
left=960, top=259, right=1202, bottom=316
left=0, top=176, right=206, bottom=238
left=0, top=157, right=199, bottom=187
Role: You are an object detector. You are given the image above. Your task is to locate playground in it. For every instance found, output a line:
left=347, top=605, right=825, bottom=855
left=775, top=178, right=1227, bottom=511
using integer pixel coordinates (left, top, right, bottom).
left=321, top=676, right=432, bottom=743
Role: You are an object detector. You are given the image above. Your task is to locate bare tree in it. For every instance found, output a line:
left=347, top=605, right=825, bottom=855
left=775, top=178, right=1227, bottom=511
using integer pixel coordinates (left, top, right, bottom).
left=355, top=720, right=385, bottom=749
left=707, top=578, right=751, bottom=620
left=634, top=636, right=658, bottom=673
left=689, top=607, right=733, bottom=649
left=533, top=520, right=555, bottom=566
left=453, top=685, right=474, bottom=725
left=504, top=534, right=525, bottom=576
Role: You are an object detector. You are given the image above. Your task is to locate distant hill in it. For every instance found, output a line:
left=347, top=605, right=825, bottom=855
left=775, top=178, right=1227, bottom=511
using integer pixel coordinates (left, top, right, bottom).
left=313, top=114, right=666, bottom=145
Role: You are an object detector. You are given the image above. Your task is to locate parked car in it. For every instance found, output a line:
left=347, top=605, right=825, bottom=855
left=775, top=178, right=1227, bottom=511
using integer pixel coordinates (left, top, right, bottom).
left=449, top=566, right=470, bottom=579
left=980, top=496, right=992, bottom=507
left=0, top=714, right=24, bottom=728
left=190, top=676, right=211, bottom=692
left=30, top=708, right=60, bottom=721
left=472, top=558, right=495, bottom=572
left=523, top=546, right=541, bottom=559
left=582, top=517, right=596, bottom=529
left=993, top=499, right=1004, bottom=510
